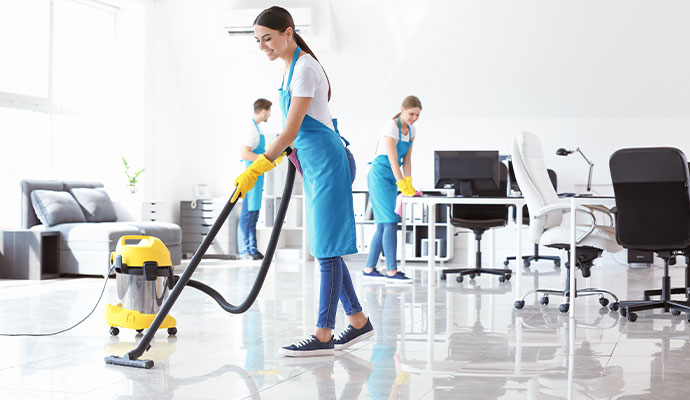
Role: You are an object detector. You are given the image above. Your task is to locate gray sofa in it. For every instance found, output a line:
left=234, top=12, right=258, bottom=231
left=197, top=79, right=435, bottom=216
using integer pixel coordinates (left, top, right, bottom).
left=21, top=180, right=181, bottom=276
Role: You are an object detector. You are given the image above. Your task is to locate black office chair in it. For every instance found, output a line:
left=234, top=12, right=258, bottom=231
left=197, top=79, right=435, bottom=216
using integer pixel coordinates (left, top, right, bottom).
left=504, top=165, right=561, bottom=268
left=610, top=147, right=690, bottom=322
left=440, top=163, right=512, bottom=283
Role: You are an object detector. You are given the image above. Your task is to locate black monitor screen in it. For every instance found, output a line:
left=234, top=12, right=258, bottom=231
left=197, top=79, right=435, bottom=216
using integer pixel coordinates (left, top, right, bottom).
left=434, top=151, right=500, bottom=196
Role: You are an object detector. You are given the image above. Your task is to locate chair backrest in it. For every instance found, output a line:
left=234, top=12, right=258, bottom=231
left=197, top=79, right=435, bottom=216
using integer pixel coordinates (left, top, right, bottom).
left=509, top=163, right=557, bottom=193
left=511, top=132, right=562, bottom=242
left=609, top=147, right=690, bottom=250
left=452, top=162, right=509, bottom=221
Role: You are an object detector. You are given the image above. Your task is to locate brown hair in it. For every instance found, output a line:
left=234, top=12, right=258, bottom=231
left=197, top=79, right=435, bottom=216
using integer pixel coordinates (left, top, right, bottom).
left=393, top=95, right=423, bottom=119
left=253, top=98, right=272, bottom=113
left=254, top=6, right=331, bottom=101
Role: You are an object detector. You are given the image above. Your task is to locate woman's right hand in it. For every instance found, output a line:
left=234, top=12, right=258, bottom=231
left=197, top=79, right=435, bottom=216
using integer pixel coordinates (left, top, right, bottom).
left=232, top=155, right=276, bottom=202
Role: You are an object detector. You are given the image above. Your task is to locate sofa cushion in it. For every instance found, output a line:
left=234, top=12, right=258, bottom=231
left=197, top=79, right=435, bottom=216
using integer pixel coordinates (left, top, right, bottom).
left=70, top=188, right=117, bottom=222
left=47, top=222, right=143, bottom=247
left=131, top=222, right=182, bottom=244
left=31, top=190, right=86, bottom=227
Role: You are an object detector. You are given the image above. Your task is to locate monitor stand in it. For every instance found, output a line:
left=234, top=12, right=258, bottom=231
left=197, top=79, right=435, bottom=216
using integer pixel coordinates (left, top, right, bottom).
left=454, top=181, right=473, bottom=197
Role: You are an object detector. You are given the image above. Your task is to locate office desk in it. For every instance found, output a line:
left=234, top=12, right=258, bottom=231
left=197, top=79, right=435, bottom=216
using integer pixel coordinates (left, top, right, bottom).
left=401, top=196, right=526, bottom=298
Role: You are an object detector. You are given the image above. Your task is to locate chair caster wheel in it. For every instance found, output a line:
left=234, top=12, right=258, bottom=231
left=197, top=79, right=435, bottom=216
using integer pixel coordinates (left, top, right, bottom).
left=599, top=297, right=609, bottom=307
left=469, top=273, right=476, bottom=279
left=440, top=273, right=446, bottom=281
left=540, top=296, right=549, bottom=306
left=609, top=302, right=619, bottom=312
left=498, top=276, right=505, bottom=283
left=504, top=274, right=511, bottom=281
left=514, top=300, right=525, bottom=309
left=620, top=308, right=627, bottom=317
left=136, top=329, right=144, bottom=334
left=643, top=295, right=650, bottom=301
left=109, top=327, right=119, bottom=336
left=554, top=260, right=561, bottom=268
left=559, top=304, right=569, bottom=313
left=456, top=276, right=463, bottom=283
left=523, top=260, right=531, bottom=268
left=167, top=327, right=177, bottom=336
left=628, top=313, right=638, bottom=322
left=504, top=261, right=510, bottom=267
left=672, top=309, right=681, bottom=316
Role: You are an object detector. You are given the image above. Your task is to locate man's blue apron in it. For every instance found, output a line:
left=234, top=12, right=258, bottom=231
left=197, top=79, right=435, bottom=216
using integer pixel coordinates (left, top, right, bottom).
left=279, top=46, right=356, bottom=258
left=367, top=116, right=412, bottom=223
left=241, top=121, right=266, bottom=212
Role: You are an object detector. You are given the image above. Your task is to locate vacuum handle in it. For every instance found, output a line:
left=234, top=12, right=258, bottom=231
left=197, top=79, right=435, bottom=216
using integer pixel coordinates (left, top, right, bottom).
left=118, top=235, right=155, bottom=248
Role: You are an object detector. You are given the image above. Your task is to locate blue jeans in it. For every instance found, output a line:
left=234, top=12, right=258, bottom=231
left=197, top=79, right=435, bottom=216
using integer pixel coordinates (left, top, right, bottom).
left=317, top=256, right=363, bottom=330
left=237, top=199, right=259, bottom=255
left=365, top=222, right=398, bottom=271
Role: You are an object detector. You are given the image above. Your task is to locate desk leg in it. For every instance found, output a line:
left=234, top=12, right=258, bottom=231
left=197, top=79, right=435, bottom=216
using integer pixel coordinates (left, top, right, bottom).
left=428, top=205, right=436, bottom=287
left=515, top=204, right=523, bottom=300
left=401, top=201, right=406, bottom=271
left=569, top=198, right=577, bottom=318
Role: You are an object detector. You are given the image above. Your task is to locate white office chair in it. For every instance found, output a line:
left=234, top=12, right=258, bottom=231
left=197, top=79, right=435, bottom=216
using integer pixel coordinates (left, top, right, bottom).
left=511, top=131, right=622, bottom=313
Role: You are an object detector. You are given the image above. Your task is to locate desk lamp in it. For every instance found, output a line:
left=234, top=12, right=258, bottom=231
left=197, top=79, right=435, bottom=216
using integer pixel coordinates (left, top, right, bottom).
left=556, top=147, right=594, bottom=192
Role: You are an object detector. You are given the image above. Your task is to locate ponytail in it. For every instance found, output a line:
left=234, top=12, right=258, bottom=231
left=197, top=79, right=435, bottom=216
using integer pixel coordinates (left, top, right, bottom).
left=294, top=32, right=331, bottom=101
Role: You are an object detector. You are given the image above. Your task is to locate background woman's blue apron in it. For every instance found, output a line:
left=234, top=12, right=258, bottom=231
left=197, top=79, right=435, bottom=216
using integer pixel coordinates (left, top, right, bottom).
left=241, top=121, right=266, bottom=211
left=279, top=46, right=357, bottom=258
left=367, top=117, right=412, bottom=223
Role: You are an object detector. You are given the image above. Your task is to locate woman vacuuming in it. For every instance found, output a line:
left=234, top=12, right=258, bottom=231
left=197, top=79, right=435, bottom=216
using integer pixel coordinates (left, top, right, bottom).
left=233, top=6, right=373, bottom=357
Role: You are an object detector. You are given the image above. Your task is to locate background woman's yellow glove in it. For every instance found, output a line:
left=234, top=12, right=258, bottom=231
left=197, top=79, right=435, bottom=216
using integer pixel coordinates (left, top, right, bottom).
left=231, top=155, right=276, bottom=202
left=404, top=176, right=416, bottom=193
left=396, top=179, right=416, bottom=196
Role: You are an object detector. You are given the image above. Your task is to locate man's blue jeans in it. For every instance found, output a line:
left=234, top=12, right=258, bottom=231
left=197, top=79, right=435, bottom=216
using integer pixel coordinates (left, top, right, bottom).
left=237, top=199, right=259, bottom=255
left=317, top=256, right=363, bottom=330
left=365, top=222, right=398, bottom=271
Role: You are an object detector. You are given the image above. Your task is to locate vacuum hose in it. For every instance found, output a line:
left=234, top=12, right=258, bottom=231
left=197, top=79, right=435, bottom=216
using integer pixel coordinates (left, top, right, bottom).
left=105, top=148, right=296, bottom=369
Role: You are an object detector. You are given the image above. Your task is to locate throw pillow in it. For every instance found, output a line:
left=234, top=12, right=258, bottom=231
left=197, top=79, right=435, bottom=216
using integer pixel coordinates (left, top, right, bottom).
left=70, top=187, right=118, bottom=222
left=31, top=190, right=86, bottom=227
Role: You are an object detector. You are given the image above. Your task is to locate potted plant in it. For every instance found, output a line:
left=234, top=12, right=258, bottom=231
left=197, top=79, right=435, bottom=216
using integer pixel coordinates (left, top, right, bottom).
left=123, top=156, right=145, bottom=194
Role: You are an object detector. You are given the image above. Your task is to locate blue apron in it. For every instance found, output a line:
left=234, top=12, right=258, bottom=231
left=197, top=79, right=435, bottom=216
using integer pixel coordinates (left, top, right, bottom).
left=367, top=116, right=412, bottom=223
left=241, top=121, right=266, bottom=211
left=279, top=46, right=357, bottom=258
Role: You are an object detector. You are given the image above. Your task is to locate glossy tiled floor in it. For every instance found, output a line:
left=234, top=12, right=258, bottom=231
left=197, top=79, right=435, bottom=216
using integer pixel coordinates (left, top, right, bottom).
left=1, top=255, right=690, bottom=399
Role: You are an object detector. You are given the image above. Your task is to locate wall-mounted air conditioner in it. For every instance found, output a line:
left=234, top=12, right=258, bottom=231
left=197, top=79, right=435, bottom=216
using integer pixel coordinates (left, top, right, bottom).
left=225, top=7, right=312, bottom=37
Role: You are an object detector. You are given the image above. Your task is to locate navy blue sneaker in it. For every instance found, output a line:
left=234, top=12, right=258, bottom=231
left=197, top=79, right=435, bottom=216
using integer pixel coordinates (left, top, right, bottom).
left=363, top=268, right=385, bottom=280
left=334, top=318, right=375, bottom=351
left=386, top=271, right=414, bottom=284
left=280, top=335, right=335, bottom=357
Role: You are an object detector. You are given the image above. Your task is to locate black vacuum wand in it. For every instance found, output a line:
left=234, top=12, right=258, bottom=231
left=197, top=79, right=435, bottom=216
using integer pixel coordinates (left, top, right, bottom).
left=105, top=148, right=295, bottom=369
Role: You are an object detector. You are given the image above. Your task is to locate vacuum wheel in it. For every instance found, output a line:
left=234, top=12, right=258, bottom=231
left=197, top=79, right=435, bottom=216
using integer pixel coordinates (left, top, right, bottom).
left=109, top=327, right=119, bottom=336
left=136, top=329, right=144, bottom=334
left=167, top=327, right=177, bottom=336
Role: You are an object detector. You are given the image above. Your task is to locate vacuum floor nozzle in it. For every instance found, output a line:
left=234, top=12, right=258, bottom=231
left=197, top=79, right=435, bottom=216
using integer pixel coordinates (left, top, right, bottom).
left=104, top=354, right=153, bottom=369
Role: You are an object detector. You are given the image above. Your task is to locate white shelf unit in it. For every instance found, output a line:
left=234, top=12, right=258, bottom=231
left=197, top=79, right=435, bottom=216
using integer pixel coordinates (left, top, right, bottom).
left=353, top=191, right=454, bottom=262
left=258, top=158, right=309, bottom=260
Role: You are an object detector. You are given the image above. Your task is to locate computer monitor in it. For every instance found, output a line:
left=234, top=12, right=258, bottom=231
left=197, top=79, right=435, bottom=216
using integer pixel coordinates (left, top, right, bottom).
left=434, top=151, right=500, bottom=197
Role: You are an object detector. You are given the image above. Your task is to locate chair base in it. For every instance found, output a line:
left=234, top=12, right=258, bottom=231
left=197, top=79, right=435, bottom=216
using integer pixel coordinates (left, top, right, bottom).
left=514, top=287, right=620, bottom=314
left=440, top=267, right=512, bottom=283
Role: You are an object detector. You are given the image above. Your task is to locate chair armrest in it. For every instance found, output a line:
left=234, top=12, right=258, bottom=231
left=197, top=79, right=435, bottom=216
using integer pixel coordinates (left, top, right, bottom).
left=582, top=204, right=614, bottom=226
left=532, top=202, right=598, bottom=243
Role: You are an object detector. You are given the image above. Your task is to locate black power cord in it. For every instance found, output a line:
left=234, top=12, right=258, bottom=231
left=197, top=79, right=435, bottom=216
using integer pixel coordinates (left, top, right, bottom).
left=0, top=266, right=115, bottom=337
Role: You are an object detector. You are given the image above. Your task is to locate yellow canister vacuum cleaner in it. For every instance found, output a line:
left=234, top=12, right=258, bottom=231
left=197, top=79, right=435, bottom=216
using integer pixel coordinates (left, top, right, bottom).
left=105, top=235, right=178, bottom=337
left=105, top=147, right=296, bottom=369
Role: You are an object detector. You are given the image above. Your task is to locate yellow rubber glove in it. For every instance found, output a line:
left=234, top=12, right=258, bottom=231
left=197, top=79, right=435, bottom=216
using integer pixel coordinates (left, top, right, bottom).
left=404, top=176, right=416, bottom=194
left=396, top=179, right=416, bottom=196
left=231, top=155, right=276, bottom=202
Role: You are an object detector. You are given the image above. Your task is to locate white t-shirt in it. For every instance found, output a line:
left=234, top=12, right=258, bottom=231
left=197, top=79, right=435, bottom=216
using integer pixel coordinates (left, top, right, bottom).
left=374, top=119, right=416, bottom=157
left=288, top=53, right=334, bottom=130
left=242, top=120, right=262, bottom=150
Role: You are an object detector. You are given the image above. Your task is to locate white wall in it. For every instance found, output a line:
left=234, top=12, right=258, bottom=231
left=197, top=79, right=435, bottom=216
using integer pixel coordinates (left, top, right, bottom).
left=148, top=0, right=690, bottom=255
